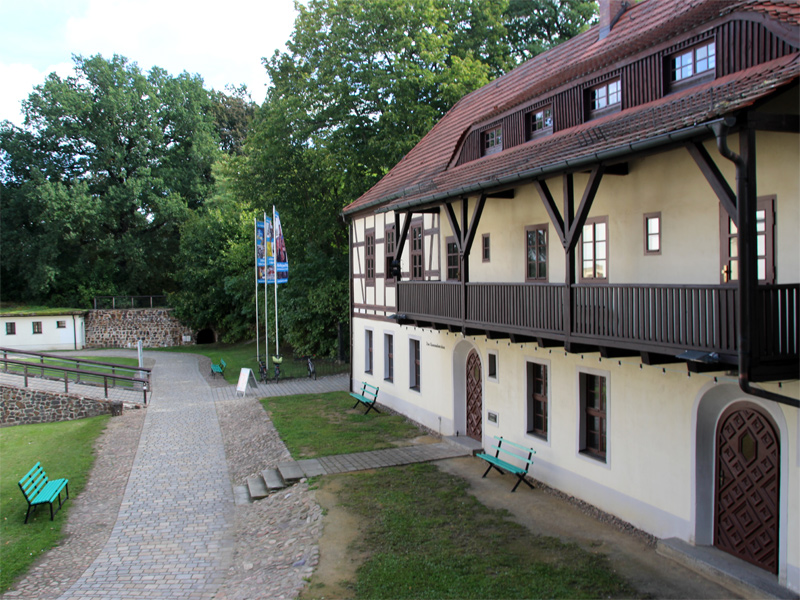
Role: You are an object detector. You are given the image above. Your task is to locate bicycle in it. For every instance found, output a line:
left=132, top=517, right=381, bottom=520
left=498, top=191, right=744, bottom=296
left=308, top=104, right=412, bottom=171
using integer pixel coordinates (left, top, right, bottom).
left=271, top=355, right=283, bottom=384
left=257, top=358, right=268, bottom=383
left=306, top=355, right=316, bottom=380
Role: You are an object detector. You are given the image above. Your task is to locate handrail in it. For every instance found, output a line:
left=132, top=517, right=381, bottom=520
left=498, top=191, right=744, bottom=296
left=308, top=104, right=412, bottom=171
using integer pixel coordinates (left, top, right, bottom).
left=0, top=347, right=152, bottom=377
left=0, top=357, right=150, bottom=404
left=92, top=295, right=168, bottom=309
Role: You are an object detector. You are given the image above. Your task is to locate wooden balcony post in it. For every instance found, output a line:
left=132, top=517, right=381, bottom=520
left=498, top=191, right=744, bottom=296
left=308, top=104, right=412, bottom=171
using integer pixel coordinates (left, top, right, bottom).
left=563, top=174, right=575, bottom=346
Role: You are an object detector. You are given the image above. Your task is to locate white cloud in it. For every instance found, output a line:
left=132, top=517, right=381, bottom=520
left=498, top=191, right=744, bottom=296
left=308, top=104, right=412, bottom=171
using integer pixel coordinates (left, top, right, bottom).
left=0, top=0, right=298, bottom=125
left=64, top=0, right=297, bottom=102
left=0, top=61, right=74, bottom=126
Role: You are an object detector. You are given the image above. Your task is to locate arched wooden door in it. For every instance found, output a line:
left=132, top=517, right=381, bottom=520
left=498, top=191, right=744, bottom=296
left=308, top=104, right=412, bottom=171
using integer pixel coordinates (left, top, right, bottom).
left=715, top=404, right=779, bottom=574
left=466, top=350, right=482, bottom=441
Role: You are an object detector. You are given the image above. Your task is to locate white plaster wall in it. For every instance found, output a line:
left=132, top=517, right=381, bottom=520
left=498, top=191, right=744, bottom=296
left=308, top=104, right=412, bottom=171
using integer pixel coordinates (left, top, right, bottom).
left=352, top=313, right=800, bottom=588
left=0, top=314, right=85, bottom=351
left=438, top=133, right=798, bottom=287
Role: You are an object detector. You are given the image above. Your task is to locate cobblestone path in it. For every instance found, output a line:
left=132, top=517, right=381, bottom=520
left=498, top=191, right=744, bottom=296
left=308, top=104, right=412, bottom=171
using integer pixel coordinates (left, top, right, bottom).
left=58, top=353, right=234, bottom=600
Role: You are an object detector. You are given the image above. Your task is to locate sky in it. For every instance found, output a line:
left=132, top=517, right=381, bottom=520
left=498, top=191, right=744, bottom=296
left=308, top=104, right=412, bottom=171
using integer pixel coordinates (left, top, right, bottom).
left=0, top=0, right=300, bottom=126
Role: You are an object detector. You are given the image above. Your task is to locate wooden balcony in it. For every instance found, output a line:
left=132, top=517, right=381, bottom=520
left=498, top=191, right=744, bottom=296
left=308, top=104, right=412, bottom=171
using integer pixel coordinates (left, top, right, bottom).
left=397, top=281, right=799, bottom=379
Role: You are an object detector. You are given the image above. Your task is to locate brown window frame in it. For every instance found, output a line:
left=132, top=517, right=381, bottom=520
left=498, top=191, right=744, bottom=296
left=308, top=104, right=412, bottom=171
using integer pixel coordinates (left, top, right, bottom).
left=410, top=338, right=421, bottom=391
left=644, top=212, right=661, bottom=255
left=483, top=127, right=503, bottom=156
left=365, top=329, right=374, bottom=374
left=525, top=224, right=548, bottom=282
left=719, top=196, right=775, bottom=284
left=579, top=216, right=609, bottom=282
left=446, top=236, right=460, bottom=281
left=669, top=39, right=716, bottom=91
left=384, top=333, right=394, bottom=382
left=587, top=79, right=621, bottom=120
left=528, top=105, right=553, bottom=140
left=32, top=321, right=43, bottom=335
left=5, top=322, right=16, bottom=335
left=482, top=233, right=490, bottom=262
left=410, top=222, right=424, bottom=281
left=384, top=224, right=396, bottom=285
left=527, top=362, right=548, bottom=439
left=580, top=372, right=607, bottom=461
left=365, top=229, right=375, bottom=285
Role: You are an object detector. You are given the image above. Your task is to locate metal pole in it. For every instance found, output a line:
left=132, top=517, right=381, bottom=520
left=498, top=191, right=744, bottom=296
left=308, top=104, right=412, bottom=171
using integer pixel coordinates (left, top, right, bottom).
left=254, top=217, right=260, bottom=362
left=274, top=206, right=280, bottom=357
left=264, top=212, right=269, bottom=364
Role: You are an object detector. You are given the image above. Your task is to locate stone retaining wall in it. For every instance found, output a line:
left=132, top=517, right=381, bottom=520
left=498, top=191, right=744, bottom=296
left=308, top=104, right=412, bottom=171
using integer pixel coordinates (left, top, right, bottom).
left=1, top=385, right=115, bottom=426
left=86, top=308, right=193, bottom=348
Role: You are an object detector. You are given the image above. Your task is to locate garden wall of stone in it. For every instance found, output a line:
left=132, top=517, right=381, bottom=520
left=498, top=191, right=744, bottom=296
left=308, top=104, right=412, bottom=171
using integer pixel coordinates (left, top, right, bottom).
left=0, top=385, right=115, bottom=426
left=86, top=308, right=193, bottom=348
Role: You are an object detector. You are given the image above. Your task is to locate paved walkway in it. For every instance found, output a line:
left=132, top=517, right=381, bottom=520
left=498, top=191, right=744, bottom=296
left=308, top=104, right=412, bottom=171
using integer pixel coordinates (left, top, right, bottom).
left=58, top=353, right=234, bottom=600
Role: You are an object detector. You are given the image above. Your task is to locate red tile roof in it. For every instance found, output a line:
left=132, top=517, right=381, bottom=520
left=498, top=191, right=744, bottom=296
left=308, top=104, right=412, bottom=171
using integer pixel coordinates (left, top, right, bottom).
left=344, top=0, right=799, bottom=216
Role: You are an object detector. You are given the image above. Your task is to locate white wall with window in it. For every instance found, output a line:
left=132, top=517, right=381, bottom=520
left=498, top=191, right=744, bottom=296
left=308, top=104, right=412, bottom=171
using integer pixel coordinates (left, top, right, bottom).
left=0, top=313, right=85, bottom=351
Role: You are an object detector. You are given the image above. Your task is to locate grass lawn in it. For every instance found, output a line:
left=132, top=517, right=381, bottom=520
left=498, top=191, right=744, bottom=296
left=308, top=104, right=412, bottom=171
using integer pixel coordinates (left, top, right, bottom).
left=306, top=463, right=640, bottom=599
left=6, top=355, right=141, bottom=388
left=261, top=392, right=422, bottom=458
left=156, top=341, right=348, bottom=384
left=0, top=416, right=109, bottom=593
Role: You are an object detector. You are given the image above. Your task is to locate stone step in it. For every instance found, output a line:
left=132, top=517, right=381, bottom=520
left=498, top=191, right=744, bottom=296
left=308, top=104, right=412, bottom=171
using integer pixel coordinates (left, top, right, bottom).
left=262, top=468, right=286, bottom=491
left=277, top=460, right=305, bottom=483
left=233, top=484, right=252, bottom=506
left=246, top=475, right=269, bottom=500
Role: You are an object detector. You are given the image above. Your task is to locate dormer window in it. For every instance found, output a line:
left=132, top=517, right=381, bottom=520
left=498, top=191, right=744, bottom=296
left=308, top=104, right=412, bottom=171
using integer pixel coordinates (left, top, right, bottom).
left=529, top=106, right=553, bottom=140
left=670, top=40, right=716, bottom=89
left=588, top=79, right=621, bottom=119
left=483, top=127, right=503, bottom=156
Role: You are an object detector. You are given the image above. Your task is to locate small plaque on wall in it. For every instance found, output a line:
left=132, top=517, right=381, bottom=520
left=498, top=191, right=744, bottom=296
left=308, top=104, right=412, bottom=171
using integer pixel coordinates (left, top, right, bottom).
left=487, top=411, right=498, bottom=425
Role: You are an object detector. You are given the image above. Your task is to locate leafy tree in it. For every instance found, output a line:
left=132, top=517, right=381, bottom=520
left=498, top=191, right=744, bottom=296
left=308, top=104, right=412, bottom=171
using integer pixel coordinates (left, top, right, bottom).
left=504, top=0, right=597, bottom=61
left=0, top=54, right=220, bottom=305
left=209, top=85, right=257, bottom=155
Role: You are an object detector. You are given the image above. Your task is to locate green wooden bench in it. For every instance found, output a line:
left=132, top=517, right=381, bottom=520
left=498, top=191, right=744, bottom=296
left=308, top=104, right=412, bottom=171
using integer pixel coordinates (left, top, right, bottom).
left=350, top=381, right=380, bottom=415
left=211, top=358, right=227, bottom=378
left=18, top=462, right=69, bottom=523
left=476, top=436, right=536, bottom=492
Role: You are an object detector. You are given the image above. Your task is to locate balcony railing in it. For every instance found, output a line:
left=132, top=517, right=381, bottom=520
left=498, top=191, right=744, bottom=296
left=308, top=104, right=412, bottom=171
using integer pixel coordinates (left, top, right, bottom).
left=397, top=281, right=799, bottom=361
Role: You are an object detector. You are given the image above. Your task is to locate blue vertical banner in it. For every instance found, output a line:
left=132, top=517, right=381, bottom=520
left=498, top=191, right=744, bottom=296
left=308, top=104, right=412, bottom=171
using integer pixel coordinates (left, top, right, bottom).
left=273, top=209, right=288, bottom=284
left=255, top=220, right=266, bottom=283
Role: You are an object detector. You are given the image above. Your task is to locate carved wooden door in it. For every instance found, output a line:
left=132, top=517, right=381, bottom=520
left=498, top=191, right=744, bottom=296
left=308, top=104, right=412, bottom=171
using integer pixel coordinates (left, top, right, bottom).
left=466, top=350, right=482, bottom=441
left=715, top=404, right=779, bottom=574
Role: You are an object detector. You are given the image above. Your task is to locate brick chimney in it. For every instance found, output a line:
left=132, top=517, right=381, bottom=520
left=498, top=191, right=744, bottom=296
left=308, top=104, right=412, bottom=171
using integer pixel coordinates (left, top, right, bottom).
left=598, top=0, right=631, bottom=39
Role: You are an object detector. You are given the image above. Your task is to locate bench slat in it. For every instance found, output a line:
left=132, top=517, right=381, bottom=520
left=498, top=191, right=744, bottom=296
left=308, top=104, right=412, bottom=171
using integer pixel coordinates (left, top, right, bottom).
left=489, top=445, right=535, bottom=465
left=18, top=463, right=69, bottom=523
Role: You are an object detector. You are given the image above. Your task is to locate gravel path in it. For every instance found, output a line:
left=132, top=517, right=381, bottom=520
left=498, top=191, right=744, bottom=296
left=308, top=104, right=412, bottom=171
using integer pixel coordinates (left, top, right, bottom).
left=2, top=351, right=324, bottom=600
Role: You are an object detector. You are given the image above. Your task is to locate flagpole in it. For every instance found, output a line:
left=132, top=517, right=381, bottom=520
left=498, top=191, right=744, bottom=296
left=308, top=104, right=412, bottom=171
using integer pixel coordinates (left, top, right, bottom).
left=274, top=205, right=280, bottom=358
left=253, top=217, right=260, bottom=363
left=264, top=211, right=275, bottom=365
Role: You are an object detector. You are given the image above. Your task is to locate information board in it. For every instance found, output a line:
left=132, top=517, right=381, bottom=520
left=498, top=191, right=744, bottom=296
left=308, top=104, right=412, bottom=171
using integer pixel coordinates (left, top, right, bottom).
left=236, top=368, right=258, bottom=397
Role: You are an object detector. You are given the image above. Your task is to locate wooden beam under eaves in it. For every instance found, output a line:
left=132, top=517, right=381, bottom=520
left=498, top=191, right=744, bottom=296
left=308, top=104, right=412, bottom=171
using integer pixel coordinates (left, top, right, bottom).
left=487, top=189, right=515, bottom=199
left=599, top=347, right=639, bottom=359
left=686, top=141, right=737, bottom=225
left=640, top=351, right=683, bottom=365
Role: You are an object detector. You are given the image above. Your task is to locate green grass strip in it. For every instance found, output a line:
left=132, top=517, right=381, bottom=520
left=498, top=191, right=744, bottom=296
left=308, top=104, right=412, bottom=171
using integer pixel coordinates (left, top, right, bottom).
left=155, top=341, right=347, bottom=383
left=0, top=416, right=109, bottom=593
left=336, top=463, right=640, bottom=599
left=261, top=392, right=421, bottom=458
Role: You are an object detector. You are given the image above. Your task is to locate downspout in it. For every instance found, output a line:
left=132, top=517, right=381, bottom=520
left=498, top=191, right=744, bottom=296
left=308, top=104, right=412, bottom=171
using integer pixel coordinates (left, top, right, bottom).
left=713, top=120, right=799, bottom=408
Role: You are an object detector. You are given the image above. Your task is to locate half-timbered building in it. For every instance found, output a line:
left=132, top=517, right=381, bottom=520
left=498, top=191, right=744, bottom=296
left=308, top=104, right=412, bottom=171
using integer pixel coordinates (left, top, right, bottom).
left=343, top=0, right=799, bottom=592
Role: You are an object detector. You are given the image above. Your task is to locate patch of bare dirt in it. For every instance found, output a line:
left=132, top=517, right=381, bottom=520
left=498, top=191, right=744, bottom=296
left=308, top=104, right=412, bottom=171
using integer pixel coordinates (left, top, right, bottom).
left=298, top=477, right=368, bottom=600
